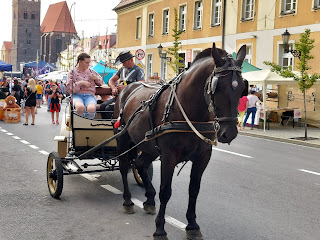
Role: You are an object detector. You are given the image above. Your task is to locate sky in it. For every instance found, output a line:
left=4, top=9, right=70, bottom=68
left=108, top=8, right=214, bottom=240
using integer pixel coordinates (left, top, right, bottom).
left=0, top=0, right=119, bottom=48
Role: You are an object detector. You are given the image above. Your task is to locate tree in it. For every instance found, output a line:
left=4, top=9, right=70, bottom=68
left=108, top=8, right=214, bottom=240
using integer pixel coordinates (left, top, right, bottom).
left=166, top=8, right=185, bottom=77
left=264, top=29, right=320, bottom=140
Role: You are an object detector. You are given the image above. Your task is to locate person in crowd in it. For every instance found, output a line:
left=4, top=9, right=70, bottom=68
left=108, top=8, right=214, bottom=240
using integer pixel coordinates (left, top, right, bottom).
left=23, top=78, right=37, bottom=125
left=238, top=95, right=248, bottom=130
left=45, top=80, right=53, bottom=112
left=242, top=90, right=261, bottom=130
left=100, top=51, right=145, bottom=119
left=48, top=83, right=63, bottom=124
left=12, top=79, right=22, bottom=106
left=36, top=80, right=43, bottom=108
left=58, top=81, right=66, bottom=103
left=66, top=53, right=104, bottom=119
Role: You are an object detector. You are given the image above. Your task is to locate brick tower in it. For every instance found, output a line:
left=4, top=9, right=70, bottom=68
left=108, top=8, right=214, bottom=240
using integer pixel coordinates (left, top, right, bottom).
left=11, top=0, right=41, bottom=71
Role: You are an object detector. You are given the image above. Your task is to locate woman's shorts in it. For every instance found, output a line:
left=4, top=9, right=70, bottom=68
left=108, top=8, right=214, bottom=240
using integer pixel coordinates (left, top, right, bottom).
left=72, top=93, right=97, bottom=107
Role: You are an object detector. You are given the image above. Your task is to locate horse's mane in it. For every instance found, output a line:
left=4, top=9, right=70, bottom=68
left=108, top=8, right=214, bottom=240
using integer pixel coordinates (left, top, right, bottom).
left=190, top=47, right=228, bottom=66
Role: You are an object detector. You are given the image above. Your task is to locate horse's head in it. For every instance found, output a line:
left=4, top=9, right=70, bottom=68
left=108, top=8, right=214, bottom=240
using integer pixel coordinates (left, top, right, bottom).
left=208, top=43, right=247, bottom=144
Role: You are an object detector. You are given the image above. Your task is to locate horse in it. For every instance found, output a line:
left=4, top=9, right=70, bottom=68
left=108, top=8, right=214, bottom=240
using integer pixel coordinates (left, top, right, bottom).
left=113, top=43, right=247, bottom=240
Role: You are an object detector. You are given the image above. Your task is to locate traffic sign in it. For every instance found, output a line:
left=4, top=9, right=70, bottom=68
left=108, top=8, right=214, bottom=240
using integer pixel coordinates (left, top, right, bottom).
left=135, top=49, right=145, bottom=60
left=135, top=59, right=145, bottom=70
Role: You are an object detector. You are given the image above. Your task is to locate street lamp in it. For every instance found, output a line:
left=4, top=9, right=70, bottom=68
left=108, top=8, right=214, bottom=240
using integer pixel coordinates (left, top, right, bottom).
left=157, top=44, right=171, bottom=61
left=282, top=29, right=301, bottom=59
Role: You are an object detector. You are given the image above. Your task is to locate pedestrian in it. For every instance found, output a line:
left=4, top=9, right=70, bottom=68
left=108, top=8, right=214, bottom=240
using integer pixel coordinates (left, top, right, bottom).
left=58, top=80, right=66, bottom=103
left=12, top=79, right=22, bottom=106
left=66, top=53, right=104, bottom=119
left=36, top=80, right=43, bottom=108
left=100, top=51, right=145, bottom=119
left=48, top=83, right=63, bottom=124
left=23, top=78, right=37, bottom=125
left=238, top=95, right=248, bottom=130
left=243, top=90, right=261, bottom=130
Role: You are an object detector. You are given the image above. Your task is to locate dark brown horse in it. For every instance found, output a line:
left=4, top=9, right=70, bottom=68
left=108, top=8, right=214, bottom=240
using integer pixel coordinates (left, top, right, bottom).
left=113, top=43, right=247, bottom=240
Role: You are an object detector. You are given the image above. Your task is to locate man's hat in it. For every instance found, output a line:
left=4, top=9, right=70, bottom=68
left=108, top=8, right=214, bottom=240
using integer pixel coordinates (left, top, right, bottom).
left=115, top=51, right=134, bottom=66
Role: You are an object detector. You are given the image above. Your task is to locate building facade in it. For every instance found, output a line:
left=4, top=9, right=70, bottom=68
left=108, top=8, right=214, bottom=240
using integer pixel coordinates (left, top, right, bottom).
left=11, top=0, right=41, bottom=71
left=40, top=1, right=77, bottom=65
left=114, top=0, right=320, bottom=122
left=1, top=41, right=12, bottom=64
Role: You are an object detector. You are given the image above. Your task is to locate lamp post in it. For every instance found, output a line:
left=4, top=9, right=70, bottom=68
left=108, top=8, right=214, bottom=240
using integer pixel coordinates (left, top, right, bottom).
left=157, top=44, right=171, bottom=61
left=282, top=29, right=301, bottom=59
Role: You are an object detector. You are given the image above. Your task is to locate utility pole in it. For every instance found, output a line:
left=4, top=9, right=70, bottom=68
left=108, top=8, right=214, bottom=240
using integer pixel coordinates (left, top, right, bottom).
left=222, top=0, right=227, bottom=50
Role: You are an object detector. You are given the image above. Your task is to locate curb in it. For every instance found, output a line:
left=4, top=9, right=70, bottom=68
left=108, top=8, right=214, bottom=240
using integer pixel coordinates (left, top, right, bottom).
left=239, top=131, right=320, bottom=149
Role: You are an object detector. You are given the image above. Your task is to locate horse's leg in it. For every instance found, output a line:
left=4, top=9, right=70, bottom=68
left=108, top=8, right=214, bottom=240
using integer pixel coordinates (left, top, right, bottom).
left=118, top=135, right=135, bottom=214
left=153, top=154, right=176, bottom=240
left=136, top=152, right=157, bottom=215
left=185, top=150, right=211, bottom=240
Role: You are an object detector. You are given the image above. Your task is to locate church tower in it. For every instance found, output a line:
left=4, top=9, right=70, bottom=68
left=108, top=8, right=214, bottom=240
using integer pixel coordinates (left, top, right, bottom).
left=11, top=0, right=41, bottom=71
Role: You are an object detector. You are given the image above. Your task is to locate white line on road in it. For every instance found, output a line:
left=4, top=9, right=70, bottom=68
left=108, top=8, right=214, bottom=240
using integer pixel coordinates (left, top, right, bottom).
left=298, top=169, right=320, bottom=176
left=1, top=129, right=8, bottom=132
left=102, top=185, right=187, bottom=231
left=212, top=147, right=253, bottom=158
left=101, top=184, right=123, bottom=194
left=6, top=132, right=13, bottom=136
left=81, top=173, right=99, bottom=182
left=12, top=136, right=21, bottom=139
left=29, top=145, right=39, bottom=149
left=20, top=140, right=30, bottom=144
left=39, top=150, right=49, bottom=155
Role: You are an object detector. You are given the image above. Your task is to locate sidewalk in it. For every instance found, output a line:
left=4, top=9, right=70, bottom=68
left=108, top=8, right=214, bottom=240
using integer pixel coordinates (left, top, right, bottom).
left=239, top=122, right=320, bottom=148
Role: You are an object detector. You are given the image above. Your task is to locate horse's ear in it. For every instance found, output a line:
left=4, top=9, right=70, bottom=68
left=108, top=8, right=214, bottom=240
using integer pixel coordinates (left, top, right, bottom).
left=211, top=42, right=224, bottom=67
left=236, top=45, right=246, bottom=64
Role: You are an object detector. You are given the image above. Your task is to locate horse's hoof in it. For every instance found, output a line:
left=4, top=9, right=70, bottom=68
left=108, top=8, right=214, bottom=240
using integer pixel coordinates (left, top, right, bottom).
left=123, top=205, right=135, bottom=214
left=153, top=236, right=168, bottom=240
left=143, top=204, right=156, bottom=215
left=186, top=230, right=203, bottom=240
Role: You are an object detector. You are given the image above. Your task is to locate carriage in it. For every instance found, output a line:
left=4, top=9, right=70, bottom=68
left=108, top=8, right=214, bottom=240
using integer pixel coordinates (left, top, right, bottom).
left=46, top=86, right=153, bottom=199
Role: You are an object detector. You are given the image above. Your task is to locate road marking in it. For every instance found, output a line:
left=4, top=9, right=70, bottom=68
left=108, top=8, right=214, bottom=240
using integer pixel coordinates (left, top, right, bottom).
left=6, top=132, right=13, bottom=135
left=29, top=145, right=39, bottom=149
left=1, top=129, right=8, bottom=132
left=12, top=136, right=21, bottom=139
left=102, top=185, right=187, bottom=231
left=20, top=140, right=30, bottom=144
left=101, top=184, right=123, bottom=194
left=39, top=150, right=49, bottom=155
left=298, top=169, right=320, bottom=176
left=212, top=147, right=253, bottom=158
left=81, top=173, right=99, bottom=181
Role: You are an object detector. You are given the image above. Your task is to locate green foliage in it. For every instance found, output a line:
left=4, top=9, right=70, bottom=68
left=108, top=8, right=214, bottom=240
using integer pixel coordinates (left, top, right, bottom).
left=167, top=8, right=185, bottom=76
left=264, top=29, right=319, bottom=93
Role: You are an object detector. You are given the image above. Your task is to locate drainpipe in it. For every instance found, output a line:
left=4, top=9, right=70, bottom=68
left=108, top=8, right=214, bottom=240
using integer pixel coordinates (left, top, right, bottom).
left=222, top=0, right=227, bottom=50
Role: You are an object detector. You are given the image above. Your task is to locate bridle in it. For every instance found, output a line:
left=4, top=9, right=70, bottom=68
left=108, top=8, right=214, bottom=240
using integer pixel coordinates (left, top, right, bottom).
left=204, top=55, right=242, bottom=123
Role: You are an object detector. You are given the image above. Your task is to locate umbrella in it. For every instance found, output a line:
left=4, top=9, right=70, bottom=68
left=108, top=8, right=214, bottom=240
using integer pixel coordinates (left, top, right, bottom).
left=91, top=60, right=117, bottom=84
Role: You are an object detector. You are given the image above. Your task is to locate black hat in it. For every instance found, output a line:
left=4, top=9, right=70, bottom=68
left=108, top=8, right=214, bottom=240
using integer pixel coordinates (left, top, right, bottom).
left=115, top=51, right=134, bottom=65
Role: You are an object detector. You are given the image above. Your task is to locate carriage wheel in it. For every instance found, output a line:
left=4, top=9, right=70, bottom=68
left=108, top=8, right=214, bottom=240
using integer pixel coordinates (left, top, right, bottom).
left=47, top=152, right=64, bottom=198
left=133, top=163, right=153, bottom=187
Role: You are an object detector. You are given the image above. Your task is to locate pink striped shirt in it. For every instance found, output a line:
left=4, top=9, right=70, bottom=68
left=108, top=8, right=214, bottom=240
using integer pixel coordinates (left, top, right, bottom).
left=66, top=67, right=104, bottom=95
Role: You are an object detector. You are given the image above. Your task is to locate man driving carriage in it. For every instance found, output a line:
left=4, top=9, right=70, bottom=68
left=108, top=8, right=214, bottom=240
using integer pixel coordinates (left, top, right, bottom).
left=100, top=51, right=145, bottom=119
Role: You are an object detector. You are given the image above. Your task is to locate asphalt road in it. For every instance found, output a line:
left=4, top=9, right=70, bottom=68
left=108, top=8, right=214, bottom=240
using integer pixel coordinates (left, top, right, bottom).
left=1, top=103, right=320, bottom=240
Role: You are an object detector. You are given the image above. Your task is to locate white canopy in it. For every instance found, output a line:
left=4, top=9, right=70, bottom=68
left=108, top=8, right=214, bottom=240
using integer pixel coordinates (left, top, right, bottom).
left=37, top=71, right=68, bottom=82
left=242, top=69, right=298, bottom=131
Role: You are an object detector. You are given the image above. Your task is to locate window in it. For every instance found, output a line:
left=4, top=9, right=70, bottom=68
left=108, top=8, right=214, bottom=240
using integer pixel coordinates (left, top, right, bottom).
left=163, top=9, right=169, bottom=34
left=161, top=56, right=167, bottom=81
left=212, top=0, right=222, bottom=26
left=148, top=13, right=154, bottom=37
left=178, top=53, right=186, bottom=74
left=31, top=12, right=35, bottom=20
left=147, top=54, right=153, bottom=78
left=242, top=0, right=254, bottom=20
left=194, top=1, right=203, bottom=29
left=281, top=0, right=296, bottom=14
left=24, top=11, right=28, bottom=19
left=244, top=45, right=252, bottom=64
left=193, top=49, right=201, bottom=61
left=314, top=0, right=320, bottom=9
left=136, top=17, right=141, bottom=39
left=279, top=43, right=294, bottom=70
left=27, top=40, right=31, bottom=45
left=179, top=5, right=187, bottom=31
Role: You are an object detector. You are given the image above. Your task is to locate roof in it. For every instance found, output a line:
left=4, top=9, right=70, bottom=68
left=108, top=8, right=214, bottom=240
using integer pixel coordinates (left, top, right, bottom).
left=41, top=1, right=76, bottom=34
left=113, top=0, right=140, bottom=11
left=3, top=41, right=12, bottom=50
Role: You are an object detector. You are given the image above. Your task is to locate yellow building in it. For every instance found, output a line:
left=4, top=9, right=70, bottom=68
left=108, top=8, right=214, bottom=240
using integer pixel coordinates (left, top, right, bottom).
left=114, top=0, right=320, bottom=122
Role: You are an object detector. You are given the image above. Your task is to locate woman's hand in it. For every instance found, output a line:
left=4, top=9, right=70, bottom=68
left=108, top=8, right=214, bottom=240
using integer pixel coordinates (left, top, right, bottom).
left=79, top=80, right=91, bottom=88
left=117, top=84, right=125, bottom=91
left=112, top=88, right=118, bottom=96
